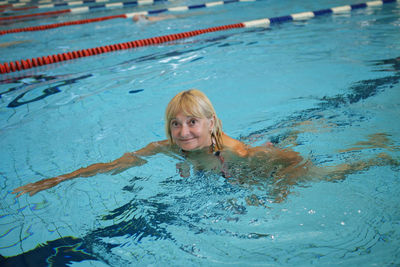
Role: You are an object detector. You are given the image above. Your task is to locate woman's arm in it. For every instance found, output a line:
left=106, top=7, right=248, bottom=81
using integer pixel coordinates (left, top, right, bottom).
left=12, top=140, right=169, bottom=197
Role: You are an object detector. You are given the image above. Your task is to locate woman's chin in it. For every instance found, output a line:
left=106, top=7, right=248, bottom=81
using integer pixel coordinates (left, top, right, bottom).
left=177, top=141, right=200, bottom=151
left=179, top=144, right=197, bottom=151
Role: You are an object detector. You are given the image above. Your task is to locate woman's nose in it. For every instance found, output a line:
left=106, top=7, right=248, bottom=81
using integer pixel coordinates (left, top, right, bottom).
left=180, top=124, right=190, bottom=137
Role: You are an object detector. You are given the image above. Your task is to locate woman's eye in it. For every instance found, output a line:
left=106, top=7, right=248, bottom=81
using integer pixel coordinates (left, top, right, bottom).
left=171, top=121, right=179, bottom=127
left=189, top=119, right=197, bottom=125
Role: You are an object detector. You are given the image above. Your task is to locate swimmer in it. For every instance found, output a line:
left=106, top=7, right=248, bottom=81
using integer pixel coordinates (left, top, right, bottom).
left=132, top=11, right=206, bottom=23
left=12, top=89, right=399, bottom=201
left=132, top=14, right=177, bottom=22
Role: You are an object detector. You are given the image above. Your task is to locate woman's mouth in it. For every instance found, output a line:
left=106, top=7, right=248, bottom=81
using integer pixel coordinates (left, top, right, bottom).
left=179, top=138, right=195, bottom=143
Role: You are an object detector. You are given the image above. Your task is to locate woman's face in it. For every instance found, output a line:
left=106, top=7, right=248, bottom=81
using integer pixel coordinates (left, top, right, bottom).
left=170, top=112, right=214, bottom=151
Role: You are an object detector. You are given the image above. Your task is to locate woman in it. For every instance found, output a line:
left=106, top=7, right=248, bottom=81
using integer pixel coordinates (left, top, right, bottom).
left=13, top=89, right=308, bottom=198
left=12, top=89, right=395, bottom=199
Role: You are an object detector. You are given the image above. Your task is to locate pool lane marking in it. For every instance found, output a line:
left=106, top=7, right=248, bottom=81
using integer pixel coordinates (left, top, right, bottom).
left=0, top=0, right=252, bottom=13
left=0, top=14, right=127, bottom=35
left=0, top=0, right=255, bottom=21
left=0, top=0, right=398, bottom=74
left=125, top=0, right=255, bottom=17
left=0, top=0, right=171, bottom=15
left=0, top=0, right=107, bottom=5
left=0, top=0, right=173, bottom=13
left=0, top=0, right=167, bottom=9
left=0, top=0, right=255, bottom=33
left=243, top=0, right=398, bottom=27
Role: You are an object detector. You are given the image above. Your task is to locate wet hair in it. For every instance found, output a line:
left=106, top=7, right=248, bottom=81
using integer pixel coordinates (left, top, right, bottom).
left=165, top=89, right=223, bottom=151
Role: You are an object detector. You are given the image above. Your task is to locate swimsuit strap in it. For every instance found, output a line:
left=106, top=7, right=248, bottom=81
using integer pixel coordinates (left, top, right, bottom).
left=214, top=151, right=231, bottom=178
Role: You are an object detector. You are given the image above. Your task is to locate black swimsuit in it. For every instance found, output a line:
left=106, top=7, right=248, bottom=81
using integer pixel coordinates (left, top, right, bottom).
left=176, top=150, right=231, bottom=178
left=213, top=151, right=231, bottom=178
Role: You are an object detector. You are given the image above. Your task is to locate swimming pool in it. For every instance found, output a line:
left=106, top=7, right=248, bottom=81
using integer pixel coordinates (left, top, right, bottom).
left=1, top=0, right=400, bottom=265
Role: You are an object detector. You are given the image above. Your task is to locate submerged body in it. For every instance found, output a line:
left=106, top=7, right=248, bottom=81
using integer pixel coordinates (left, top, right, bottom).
left=12, top=89, right=306, bottom=199
left=12, top=130, right=307, bottom=199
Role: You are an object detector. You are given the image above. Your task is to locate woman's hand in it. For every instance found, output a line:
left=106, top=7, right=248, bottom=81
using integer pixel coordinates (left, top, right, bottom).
left=12, top=176, right=65, bottom=197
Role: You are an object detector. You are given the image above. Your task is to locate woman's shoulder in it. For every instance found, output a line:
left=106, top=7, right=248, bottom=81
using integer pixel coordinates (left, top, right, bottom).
left=221, top=133, right=249, bottom=157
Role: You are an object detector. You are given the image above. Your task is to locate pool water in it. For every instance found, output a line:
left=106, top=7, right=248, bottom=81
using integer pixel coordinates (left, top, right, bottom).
left=1, top=0, right=400, bottom=266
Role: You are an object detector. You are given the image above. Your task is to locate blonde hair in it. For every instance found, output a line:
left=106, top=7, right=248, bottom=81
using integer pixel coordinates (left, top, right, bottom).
left=165, top=89, right=223, bottom=151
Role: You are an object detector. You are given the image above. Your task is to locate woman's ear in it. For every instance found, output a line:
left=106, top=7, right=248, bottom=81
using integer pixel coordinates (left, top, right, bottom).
left=209, top=115, right=215, bottom=132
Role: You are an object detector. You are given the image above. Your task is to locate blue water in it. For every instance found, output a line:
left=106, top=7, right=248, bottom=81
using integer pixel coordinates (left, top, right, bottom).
left=1, top=0, right=400, bottom=266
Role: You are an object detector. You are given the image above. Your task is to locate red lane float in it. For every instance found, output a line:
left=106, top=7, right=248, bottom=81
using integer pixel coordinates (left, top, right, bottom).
left=0, top=14, right=127, bottom=35
left=0, top=9, right=70, bottom=21
left=0, top=23, right=245, bottom=74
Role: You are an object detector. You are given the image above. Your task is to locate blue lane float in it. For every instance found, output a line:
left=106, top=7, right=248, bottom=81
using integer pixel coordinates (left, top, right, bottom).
left=0, top=0, right=167, bottom=9
left=242, top=0, right=399, bottom=27
left=0, top=0, right=257, bottom=21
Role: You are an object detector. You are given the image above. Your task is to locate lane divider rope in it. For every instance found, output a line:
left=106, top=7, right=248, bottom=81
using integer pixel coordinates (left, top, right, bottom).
left=0, top=0, right=166, bottom=21
left=0, top=0, right=95, bottom=4
left=0, top=0, right=159, bottom=6
left=0, top=9, right=71, bottom=20
left=0, top=0, right=398, bottom=74
left=0, top=14, right=126, bottom=35
left=0, top=0, right=167, bottom=12
left=0, top=0, right=255, bottom=33
left=0, top=23, right=245, bottom=74
left=0, top=5, right=35, bottom=11
left=0, top=0, right=94, bottom=4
